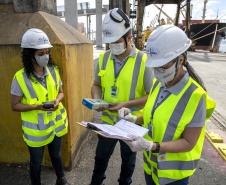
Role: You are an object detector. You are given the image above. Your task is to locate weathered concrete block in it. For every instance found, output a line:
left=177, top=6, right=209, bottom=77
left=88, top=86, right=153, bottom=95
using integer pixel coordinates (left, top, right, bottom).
left=0, top=0, right=13, bottom=4
left=13, top=0, right=57, bottom=15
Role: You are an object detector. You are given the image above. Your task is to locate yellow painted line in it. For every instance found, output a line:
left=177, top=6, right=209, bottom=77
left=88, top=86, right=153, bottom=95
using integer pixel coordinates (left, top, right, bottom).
left=219, top=146, right=226, bottom=161
left=206, top=132, right=223, bottom=143
left=205, top=132, right=226, bottom=162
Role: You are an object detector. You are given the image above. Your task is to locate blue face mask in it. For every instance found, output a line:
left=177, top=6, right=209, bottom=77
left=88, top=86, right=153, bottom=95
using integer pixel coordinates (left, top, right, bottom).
left=35, top=54, right=49, bottom=67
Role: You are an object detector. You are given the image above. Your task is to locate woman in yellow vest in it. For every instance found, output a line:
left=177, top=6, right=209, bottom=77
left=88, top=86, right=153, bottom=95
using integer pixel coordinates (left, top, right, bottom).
left=10, top=29, right=70, bottom=185
left=118, top=25, right=216, bottom=185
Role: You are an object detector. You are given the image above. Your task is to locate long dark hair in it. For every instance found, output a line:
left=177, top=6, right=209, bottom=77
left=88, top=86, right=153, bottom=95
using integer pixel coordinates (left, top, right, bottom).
left=21, top=48, right=59, bottom=82
left=182, top=52, right=207, bottom=91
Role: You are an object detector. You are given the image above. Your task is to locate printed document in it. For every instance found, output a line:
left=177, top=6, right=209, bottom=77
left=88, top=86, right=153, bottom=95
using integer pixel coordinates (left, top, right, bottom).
left=81, top=119, right=148, bottom=140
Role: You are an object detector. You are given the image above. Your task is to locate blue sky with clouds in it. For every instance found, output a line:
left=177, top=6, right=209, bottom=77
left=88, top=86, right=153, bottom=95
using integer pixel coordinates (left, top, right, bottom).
left=57, top=0, right=226, bottom=30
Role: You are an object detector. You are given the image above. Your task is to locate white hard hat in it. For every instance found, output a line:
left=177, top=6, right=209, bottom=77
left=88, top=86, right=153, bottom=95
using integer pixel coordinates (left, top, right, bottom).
left=21, top=28, right=53, bottom=49
left=102, top=8, right=131, bottom=43
left=145, top=25, right=191, bottom=68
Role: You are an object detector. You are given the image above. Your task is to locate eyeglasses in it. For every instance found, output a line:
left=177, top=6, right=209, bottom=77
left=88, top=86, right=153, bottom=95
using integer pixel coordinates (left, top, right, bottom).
left=154, top=58, right=178, bottom=73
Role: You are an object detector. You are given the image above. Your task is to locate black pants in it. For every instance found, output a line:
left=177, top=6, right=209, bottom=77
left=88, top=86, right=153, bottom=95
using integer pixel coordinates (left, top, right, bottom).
left=27, top=136, right=64, bottom=185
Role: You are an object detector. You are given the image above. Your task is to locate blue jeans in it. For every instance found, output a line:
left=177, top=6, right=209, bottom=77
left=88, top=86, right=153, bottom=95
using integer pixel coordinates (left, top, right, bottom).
left=91, top=135, right=137, bottom=185
left=145, top=172, right=189, bottom=185
left=27, top=136, right=64, bottom=185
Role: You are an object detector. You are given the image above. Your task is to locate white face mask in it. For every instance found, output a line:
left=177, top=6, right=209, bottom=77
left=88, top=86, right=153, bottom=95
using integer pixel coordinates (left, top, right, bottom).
left=35, top=54, right=49, bottom=67
left=154, top=61, right=181, bottom=84
left=109, top=42, right=126, bottom=55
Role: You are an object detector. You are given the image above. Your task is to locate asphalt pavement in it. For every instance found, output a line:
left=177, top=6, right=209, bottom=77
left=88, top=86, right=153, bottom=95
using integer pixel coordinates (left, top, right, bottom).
left=0, top=47, right=226, bottom=185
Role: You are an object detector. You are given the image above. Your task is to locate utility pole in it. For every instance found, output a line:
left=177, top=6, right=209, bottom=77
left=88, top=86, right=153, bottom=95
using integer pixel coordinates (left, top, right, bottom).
left=202, top=0, right=208, bottom=23
left=186, top=0, right=191, bottom=38
left=96, top=0, right=103, bottom=48
left=175, top=3, right=180, bottom=26
left=65, top=0, right=78, bottom=29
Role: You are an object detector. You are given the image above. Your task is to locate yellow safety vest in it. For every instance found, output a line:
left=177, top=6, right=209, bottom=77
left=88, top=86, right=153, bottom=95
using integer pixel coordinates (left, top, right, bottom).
left=98, top=49, right=147, bottom=125
left=14, top=66, right=68, bottom=147
left=143, top=78, right=215, bottom=185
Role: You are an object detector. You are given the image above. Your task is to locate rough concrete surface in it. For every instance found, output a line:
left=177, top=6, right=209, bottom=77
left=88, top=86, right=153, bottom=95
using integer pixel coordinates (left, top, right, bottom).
left=0, top=48, right=226, bottom=185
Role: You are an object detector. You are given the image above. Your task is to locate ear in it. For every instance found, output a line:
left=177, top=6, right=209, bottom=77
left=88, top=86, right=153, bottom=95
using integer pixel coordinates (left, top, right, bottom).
left=127, top=34, right=133, bottom=42
left=180, top=54, right=184, bottom=65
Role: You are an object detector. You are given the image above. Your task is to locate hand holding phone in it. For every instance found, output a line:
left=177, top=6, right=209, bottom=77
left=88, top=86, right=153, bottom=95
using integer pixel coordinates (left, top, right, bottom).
left=42, top=102, right=54, bottom=109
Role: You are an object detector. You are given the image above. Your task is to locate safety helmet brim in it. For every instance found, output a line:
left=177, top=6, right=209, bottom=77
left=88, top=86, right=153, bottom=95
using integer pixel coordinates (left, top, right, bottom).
left=102, top=27, right=130, bottom=43
left=21, top=43, right=53, bottom=49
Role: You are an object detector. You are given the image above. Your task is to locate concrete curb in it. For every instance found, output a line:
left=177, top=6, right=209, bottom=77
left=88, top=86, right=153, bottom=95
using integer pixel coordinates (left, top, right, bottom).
left=205, top=130, right=226, bottom=161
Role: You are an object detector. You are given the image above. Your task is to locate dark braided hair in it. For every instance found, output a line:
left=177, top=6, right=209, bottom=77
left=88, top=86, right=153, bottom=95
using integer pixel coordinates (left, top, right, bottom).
left=21, top=48, right=59, bottom=82
left=182, top=52, right=207, bottom=91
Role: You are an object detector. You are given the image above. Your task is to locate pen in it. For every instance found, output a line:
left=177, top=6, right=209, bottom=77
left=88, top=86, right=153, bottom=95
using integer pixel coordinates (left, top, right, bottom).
left=130, top=107, right=136, bottom=113
left=125, top=107, right=136, bottom=116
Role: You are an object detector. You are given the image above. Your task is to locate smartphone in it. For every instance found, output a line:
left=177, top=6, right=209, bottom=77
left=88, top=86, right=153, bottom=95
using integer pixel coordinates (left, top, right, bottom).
left=43, top=102, right=54, bottom=109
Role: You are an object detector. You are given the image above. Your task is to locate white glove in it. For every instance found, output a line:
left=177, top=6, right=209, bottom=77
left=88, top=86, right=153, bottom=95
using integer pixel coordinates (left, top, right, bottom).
left=118, top=108, right=137, bottom=123
left=118, top=107, right=130, bottom=118
left=123, top=134, right=153, bottom=152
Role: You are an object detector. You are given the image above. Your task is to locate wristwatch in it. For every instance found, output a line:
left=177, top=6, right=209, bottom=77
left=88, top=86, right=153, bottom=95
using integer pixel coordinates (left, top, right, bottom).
left=152, top=142, right=160, bottom=153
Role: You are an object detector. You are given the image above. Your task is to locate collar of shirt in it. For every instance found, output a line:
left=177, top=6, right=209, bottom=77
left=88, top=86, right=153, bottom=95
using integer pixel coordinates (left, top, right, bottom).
left=34, top=67, right=49, bottom=79
left=110, top=44, right=137, bottom=64
left=159, top=72, right=190, bottom=95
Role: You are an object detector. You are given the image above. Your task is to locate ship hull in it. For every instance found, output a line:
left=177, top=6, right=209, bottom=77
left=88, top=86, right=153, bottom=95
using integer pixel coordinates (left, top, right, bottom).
left=191, top=23, right=226, bottom=51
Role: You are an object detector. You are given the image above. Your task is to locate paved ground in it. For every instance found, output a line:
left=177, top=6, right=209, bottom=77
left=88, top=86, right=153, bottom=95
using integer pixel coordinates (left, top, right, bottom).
left=1, top=47, right=226, bottom=185
left=187, top=51, right=226, bottom=120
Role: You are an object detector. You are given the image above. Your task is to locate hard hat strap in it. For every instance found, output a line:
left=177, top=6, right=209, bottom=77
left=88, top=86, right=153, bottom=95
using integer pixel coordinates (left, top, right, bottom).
left=123, top=35, right=128, bottom=48
left=116, top=9, right=130, bottom=29
left=110, top=9, right=130, bottom=29
left=175, top=55, right=181, bottom=74
left=110, top=11, right=123, bottom=23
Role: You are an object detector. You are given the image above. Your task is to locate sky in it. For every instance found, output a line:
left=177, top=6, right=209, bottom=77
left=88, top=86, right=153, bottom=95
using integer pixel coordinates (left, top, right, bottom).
left=57, top=0, right=226, bottom=31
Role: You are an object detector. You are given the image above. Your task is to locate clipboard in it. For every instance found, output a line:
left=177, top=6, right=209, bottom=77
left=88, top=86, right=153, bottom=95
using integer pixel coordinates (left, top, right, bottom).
left=75, top=121, right=149, bottom=141
left=76, top=122, right=132, bottom=140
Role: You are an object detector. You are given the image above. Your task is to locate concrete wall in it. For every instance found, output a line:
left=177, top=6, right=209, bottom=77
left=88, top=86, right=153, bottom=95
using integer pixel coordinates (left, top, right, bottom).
left=13, top=0, right=57, bottom=15
left=0, top=4, right=93, bottom=168
left=0, top=0, right=13, bottom=4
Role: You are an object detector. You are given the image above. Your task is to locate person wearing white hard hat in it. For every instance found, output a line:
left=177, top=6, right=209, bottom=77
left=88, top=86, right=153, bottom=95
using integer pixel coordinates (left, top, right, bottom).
left=118, top=25, right=216, bottom=185
left=90, top=8, right=154, bottom=185
left=10, top=28, right=70, bottom=185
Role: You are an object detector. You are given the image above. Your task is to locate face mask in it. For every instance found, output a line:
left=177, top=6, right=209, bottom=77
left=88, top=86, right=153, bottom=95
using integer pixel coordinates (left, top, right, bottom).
left=154, top=61, right=181, bottom=84
left=35, top=54, right=49, bottom=67
left=109, top=42, right=126, bottom=55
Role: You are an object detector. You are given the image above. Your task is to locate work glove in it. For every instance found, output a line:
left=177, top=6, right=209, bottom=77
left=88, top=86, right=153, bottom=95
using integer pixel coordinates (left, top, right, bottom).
left=124, top=134, right=153, bottom=152
left=118, top=108, right=137, bottom=123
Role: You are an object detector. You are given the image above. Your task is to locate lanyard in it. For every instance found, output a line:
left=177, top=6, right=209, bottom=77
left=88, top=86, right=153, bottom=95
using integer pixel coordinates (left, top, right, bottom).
left=113, top=58, right=128, bottom=85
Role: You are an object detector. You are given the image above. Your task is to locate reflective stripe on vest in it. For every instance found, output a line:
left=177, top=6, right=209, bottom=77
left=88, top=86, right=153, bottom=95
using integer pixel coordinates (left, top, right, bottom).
left=101, top=50, right=111, bottom=70
left=48, top=66, right=58, bottom=91
left=22, top=107, right=66, bottom=131
left=22, top=72, right=37, bottom=99
left=150, top=80, right=159, bottom=95
left=23, top=130, right=54, bottom=142
left=100, top=50, right=146, bottom=124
